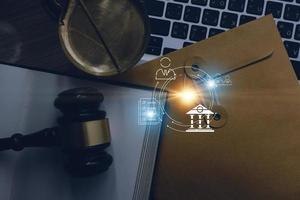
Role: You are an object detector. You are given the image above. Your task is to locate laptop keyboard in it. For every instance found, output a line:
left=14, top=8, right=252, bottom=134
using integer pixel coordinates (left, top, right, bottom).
left=143, top=0, right=300, bottom=79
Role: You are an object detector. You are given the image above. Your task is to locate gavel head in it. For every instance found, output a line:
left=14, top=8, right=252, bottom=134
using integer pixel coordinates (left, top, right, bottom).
left=54, top=87, right=112, bottom=177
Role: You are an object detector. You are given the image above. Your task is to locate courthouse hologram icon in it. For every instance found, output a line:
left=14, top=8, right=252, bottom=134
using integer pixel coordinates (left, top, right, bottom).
left=186, top=104, right=215, bottom=133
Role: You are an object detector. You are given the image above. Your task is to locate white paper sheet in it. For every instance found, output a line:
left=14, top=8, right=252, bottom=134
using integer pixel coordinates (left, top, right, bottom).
left=0, top=65, right=163, bottom=200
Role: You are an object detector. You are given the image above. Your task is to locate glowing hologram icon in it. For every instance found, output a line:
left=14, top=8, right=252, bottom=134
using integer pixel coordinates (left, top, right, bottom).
left=160, top=57, right=172, bottom=68
left=214, top=73, right=232, bottom=86
left=155, top=57, right=176, bottom=81
left=185, top=104, right=215, bottom=133
left=206, top=79, right=217, bottom=89
left=155, top=69, right=176, bottom=81
left=224, top=75, right=232, bottom=85
left=138, top=98, right=162, bottom=125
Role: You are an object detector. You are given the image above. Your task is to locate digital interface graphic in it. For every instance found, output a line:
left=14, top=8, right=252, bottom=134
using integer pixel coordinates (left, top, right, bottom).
left=138, top=57, right=232, bottom=133
left=138, top=98, right=163, bottom=125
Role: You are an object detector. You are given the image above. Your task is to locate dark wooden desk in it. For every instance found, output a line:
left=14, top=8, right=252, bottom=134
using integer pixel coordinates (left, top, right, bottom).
left=0, top=0, right=91, bottom=79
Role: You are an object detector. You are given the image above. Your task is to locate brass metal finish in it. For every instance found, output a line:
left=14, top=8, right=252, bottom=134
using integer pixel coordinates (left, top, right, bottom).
left=63, top=119, right=111, bottom=149
left=80, top=119, right=111, bottom=147
left=59, top=0, right=149, bottom=76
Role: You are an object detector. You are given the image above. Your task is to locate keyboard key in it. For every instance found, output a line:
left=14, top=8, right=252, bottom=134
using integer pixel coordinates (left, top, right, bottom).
left=220, top=12, right=238, bottom=29
left=191, top=0, right=208, bottom=6
left=284, top=4, right=300, bottom=22
left=295, top=25, right=300, bottom=41
left=239, top=15, right=256, bottom=25
left=163, top=47, right=177, bottom=55
left=183, top=42, right=194, bottom=47
left=202, top=9, right=220, bottom=26
left=291, top=60, right=300, bottom=79
left=265, top=1, right=283, bottom=18
left=228, top=0, right=246, bottom=12
left=277, top=21, right=294, bottom=39
left=209, top=28, right=225, bottom=37
left=184, top=6, right=201, bottom=23
left=174, top=0, right=189, bottom=2
left=145, top=0, right=165, bottom=17
left=210, top=0, right=227, bottom=9
left=166, top=3, right=183, bottom=20
left=146, top=36, right=163, bottom=55
left=149, top=18, right=171, bottom=36
left=148, top=36, right=163, bottom=47
left=284, top=41, right=300, bottom=58
left=246, top=0, right=264, bottom=15
left=146, top=47, right=162, bottom=55
left=190, top=25, right=207, bottom=41
left=171, top=22, right=189, bottom=39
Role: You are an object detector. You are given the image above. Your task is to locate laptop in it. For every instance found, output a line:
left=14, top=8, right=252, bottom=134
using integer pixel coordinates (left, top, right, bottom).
left=142, top=0, right=300, bottom=79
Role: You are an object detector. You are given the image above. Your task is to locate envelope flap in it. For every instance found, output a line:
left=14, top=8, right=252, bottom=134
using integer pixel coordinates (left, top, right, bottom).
left=113, top=15, right=299, bottom=90
left=179, top=16, right=275, bottom=76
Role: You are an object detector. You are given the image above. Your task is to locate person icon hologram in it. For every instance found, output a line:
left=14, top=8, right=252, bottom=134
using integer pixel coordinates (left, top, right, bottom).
left=155, top=57, right=176, bottom=81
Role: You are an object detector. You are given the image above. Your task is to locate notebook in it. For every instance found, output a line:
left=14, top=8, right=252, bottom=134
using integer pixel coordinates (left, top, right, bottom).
left=0, top=64, right=165, bottom=200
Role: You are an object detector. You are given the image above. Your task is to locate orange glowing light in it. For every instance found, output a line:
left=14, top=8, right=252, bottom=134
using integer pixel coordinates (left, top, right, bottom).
left=177, top=89, right=197, bottom=104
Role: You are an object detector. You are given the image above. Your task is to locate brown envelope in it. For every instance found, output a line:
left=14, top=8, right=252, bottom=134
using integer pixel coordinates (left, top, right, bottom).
left=113, top=15, right=299, bottom=90
left=114, top=15, right=300, bottom=199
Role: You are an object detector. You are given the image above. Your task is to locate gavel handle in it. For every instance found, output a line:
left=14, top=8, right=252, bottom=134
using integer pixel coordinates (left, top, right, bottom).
left=0, top=128, right=60, bottom=151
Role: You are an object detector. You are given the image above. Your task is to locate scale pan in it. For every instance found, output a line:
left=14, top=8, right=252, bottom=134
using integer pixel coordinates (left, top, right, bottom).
left=59, top=0, right=149, bottom=76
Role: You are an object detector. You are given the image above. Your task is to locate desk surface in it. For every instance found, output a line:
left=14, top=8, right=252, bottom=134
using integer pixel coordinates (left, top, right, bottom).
left=0, top=0, right=92, bottom=79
